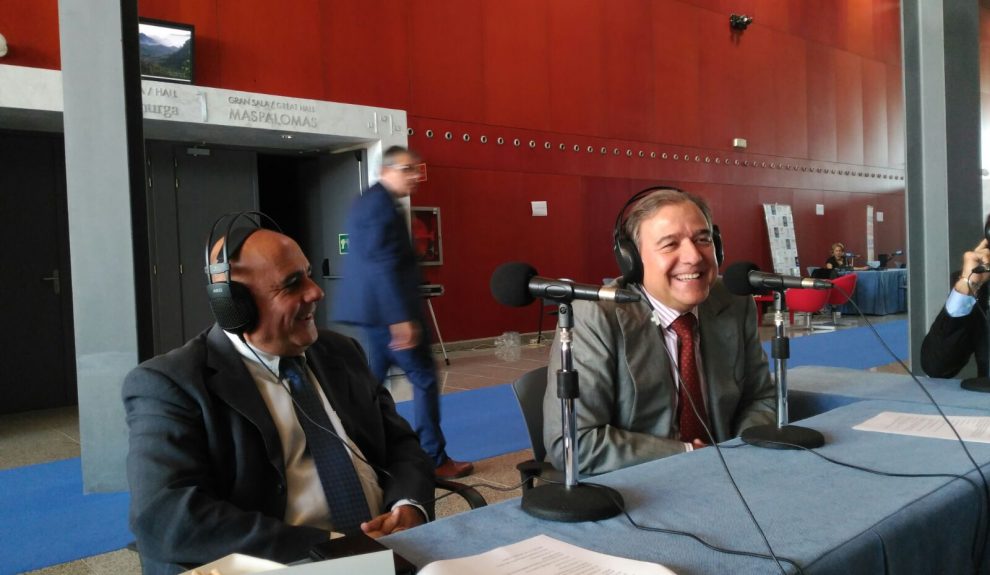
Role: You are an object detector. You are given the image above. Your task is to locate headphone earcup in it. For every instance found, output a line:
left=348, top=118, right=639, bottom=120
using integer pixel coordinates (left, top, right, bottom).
left=206, top=280, right=258, bottom=335
left=613, top=237, right=643, bottom=283
left=712, top=224, right=724, bottom=267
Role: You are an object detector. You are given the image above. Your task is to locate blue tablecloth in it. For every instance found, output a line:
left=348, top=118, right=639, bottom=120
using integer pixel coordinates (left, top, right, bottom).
left=787, top=365, right=989, bottom=420
left=384, top=396, right=990, bottom=574
left=838, top=269, right=907, bottom=316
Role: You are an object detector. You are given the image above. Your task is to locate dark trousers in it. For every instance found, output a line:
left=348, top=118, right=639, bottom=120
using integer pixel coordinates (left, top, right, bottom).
left=364, top=325, right=447, bottom=465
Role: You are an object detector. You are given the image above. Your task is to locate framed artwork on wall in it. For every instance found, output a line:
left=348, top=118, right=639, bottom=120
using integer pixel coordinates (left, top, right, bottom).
left=412, top=207, right=443, bottom=265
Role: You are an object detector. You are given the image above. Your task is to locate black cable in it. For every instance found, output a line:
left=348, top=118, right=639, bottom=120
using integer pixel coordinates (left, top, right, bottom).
left=240, top=335, right=526, bottom=509
left=536, top=475, right=805, bottom=574
left=636, top=285, right=795, bottom=574
left=828, top=285, right=990, bottom=573
left=680, top=381, right=792, bottom=575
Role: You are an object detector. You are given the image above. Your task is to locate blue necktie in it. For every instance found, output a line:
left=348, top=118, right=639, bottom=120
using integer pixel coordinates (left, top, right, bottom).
left=280, top=356, right=372, bottom=533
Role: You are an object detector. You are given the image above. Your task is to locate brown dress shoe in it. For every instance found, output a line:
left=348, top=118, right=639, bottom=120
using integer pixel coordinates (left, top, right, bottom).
left=435, top=458, right=474, bottom=479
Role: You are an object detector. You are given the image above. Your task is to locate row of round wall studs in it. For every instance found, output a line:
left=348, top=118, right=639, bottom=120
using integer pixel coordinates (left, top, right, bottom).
left=408, top=127, right=904, bottom=180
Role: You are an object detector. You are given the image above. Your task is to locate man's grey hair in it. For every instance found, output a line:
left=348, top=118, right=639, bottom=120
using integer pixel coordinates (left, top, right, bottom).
left=624, top=188, right=713, bottom=247
left=382, top=145, right=420, bottom=168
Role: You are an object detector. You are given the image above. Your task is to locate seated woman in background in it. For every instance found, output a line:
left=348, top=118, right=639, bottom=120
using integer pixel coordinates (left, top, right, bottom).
left=819, top=242, right=867, bottom=278
left=825, top=242, right=851, bottom=271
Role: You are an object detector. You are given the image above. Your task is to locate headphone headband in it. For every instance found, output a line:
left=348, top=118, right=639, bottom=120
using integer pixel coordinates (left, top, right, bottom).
left=203, top=211, right=284, bottom=335
left=612, top=186, right=723, bottom=283
left=203, top=211, right=284, bottom=283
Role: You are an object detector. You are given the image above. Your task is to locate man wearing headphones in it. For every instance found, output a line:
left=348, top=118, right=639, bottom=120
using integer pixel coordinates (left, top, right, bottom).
left=542, top=188, right=776, bottom=476
left=123, top=223, right=434, bottom=574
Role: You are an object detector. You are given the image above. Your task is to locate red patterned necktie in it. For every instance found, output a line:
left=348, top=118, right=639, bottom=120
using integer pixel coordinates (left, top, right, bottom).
left=670, top=314, right=710, bottom=443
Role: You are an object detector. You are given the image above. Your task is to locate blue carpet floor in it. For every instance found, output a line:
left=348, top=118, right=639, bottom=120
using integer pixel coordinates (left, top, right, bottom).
left=765, top=319, right=908, bottom=370
left=395, top=383, right=530, bottom=462
left=0, top=458, right=131, bottom=575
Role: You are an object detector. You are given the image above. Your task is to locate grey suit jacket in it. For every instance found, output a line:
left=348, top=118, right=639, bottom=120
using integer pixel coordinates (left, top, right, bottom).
left=123, top=325, right=434, bottom=575
left=542, top=279, right=776, bottom=475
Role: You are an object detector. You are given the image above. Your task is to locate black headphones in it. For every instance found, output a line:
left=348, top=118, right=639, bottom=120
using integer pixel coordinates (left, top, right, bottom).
left=203, top=211, right=283, bottom=335
left=612, top=186, right=724, bottom=283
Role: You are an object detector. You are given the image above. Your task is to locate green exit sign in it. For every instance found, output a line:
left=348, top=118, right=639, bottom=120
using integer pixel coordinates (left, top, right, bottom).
left=338, top=234, right=349, bottom=255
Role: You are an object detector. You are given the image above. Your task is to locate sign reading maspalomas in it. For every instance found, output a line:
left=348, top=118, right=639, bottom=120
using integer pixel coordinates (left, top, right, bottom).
left=226, top=95, right=318, bottom=129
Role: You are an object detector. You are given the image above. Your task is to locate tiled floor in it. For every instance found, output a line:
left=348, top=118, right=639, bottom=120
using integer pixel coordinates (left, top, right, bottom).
left=6, top=311, right=908, bottom=574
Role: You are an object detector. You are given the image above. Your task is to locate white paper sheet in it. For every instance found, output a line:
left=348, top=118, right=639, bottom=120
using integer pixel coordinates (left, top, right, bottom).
left=180, top=550, right=393, bottom=575
left=418, top=534, right=677, bottom=575
left=854, top=411, right=990, bottom=443
left=179, top=553, right=285, bottom=575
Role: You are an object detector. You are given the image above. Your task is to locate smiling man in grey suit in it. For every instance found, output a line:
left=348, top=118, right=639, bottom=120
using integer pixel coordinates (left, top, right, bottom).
left=123, top=221, right=434, bottom=574
left=543, top=188, right=776, bottom=476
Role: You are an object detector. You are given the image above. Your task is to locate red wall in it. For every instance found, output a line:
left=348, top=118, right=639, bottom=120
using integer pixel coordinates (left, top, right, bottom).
left=1, top=0, right=906, bottom=342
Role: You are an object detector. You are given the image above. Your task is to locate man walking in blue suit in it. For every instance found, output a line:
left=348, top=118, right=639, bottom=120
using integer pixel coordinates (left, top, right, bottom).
left=333, top=146, right=473, bottom=479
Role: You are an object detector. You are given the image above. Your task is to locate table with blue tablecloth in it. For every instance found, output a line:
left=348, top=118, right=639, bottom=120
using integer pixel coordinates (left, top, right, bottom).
left=787, top=365, right=989, bottom=420
left=837, top=269, right=908, bottom=315
left=384, top=392, right=990, bottom=574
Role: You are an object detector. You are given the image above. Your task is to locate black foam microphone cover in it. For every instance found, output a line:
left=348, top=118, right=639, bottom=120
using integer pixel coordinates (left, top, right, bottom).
left=723, top=261, right=760, bottom=296
left=491, top=262, right=538, bottom=307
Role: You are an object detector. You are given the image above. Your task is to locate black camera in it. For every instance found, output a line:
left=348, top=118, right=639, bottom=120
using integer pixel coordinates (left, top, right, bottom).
left=729, top=14, right=754, bottom=31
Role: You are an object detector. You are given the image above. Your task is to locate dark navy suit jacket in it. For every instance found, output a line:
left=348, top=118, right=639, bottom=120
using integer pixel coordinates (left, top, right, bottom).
left=921, top=280, right=989, bottom=378
left=332, top=183, right=424, bottom=326
left=122, top=325, right=434, bottom=574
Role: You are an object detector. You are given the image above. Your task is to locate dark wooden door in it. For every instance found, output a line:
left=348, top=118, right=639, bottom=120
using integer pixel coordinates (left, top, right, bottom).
left=0, top=132, right=76, bottom=413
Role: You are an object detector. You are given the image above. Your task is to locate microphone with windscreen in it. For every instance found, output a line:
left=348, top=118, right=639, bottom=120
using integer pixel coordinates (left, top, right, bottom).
left=723, top=261, right=831, bottom=294
left=490, top=260, right=627, bottom=523
left=722, top=260, right=825, bottom=450
left=490, top=262, right=640, bottom=306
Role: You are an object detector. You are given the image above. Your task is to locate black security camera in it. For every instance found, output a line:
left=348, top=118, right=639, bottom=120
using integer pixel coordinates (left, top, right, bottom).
left=729, top=14, right=754, bottom=31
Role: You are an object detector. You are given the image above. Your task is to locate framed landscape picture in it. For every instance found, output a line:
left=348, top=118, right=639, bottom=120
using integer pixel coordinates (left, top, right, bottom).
left=138, top=18, right=194, bottom=83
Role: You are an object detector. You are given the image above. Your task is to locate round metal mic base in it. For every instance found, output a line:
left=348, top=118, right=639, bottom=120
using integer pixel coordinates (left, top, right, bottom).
left=961, top=377, right=990, bottom=393
left=741, top=424, right=825, bottom=450
left=520, top=483, right=623, bottom=522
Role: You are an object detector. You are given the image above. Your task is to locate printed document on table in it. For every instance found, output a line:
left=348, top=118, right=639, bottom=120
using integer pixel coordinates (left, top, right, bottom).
left=854, top=411, right=990, bottom=443
left=418, top=534, right=677, bottom=575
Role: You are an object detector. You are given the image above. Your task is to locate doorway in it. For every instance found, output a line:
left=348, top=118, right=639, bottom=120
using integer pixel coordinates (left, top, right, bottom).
left=0, top=131, right=77, bottom=413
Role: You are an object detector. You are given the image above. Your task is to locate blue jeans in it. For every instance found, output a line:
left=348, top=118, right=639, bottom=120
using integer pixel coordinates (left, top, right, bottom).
left=364, top=325, right=447, bottom=466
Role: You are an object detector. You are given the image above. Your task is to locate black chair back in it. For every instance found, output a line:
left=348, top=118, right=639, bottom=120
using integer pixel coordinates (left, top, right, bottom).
left=511, top=366, right=549, bottom=462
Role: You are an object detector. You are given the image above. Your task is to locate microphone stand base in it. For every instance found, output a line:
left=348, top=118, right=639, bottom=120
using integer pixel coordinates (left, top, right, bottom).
left=741, top=424, right=825, bottom=449
left=521, top=483, right=623, bottom=522
left=961, top=377, right=990, bottom=393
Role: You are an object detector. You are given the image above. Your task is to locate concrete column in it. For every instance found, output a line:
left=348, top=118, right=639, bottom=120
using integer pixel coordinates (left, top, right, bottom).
left=58, top=0, right=148, bottom=491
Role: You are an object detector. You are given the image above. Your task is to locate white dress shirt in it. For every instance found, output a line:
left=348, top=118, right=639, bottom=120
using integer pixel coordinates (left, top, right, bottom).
left=641, top=289, right=706, bottom=450
left=224, top=332, right=389, bottom=531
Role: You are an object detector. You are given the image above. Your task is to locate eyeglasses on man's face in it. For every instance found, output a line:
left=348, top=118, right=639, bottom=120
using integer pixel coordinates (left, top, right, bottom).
left=389, top=162, right=427, bottom=182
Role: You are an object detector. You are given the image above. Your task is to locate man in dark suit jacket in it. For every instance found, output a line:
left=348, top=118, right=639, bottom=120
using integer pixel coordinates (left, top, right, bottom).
left=123, top=228, right=435, bottom=574
left=333, top=146, right=472, bottom=479
left=921, top=238, right=990, bottom=378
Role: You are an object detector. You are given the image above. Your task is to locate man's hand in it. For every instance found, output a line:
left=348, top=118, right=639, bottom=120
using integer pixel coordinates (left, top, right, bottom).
left=360, top=506, right=425, bottom=538
left=954, top=239, right=990, bottom=296
left=389, top=321, right=420, bottom=350
left=691, top=438, right=708, bottom=450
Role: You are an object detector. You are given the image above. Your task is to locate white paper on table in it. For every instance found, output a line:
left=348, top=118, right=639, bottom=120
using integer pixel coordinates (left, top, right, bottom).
left=179, top=553, right=285, bottom=575
left=418, top=534, right=677, bottom=575
left=263, top=550, right=394, bottom=575
left=179, top=550, right=393, bottom=575
left=854, top=411, right=990, bottom=443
